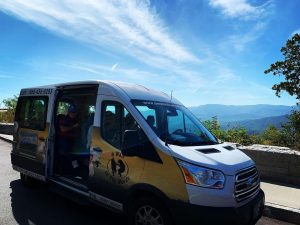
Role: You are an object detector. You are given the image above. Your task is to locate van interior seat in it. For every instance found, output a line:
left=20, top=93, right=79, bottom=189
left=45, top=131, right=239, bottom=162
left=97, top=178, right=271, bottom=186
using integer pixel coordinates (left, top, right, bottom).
left=146, top=115, right=158, bottom=135
left=146, top=115, right=155, bottom=126
left=103, top=111, right=115, bottom=139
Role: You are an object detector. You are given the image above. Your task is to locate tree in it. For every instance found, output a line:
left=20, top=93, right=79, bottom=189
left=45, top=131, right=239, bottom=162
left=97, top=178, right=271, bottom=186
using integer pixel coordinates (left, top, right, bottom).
left=281, top=111, right=300, bottom=149
left=0, top=96, right=18, bottom=123
left=2, top=96, right=18, bottom=111
left=224, top=127, right=252, bottom=146
left=202, top=117, right=253, bottom=145
left=264, top=33, right=300, bottom=102
left=265, top=33, right=300, bottom=150
left=260, top=125, right=285, bottom=146
left=203, top=116, right=226, bottom=140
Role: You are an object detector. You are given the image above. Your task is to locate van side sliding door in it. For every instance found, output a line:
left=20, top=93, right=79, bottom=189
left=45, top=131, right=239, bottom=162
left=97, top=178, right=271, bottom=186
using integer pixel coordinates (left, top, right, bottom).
left=12, top=88, right=56, bottom=181
left=88, top=97, right=146, bottom=212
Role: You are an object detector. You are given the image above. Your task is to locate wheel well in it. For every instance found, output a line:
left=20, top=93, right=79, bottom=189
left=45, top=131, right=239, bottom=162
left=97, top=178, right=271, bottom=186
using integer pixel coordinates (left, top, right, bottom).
left=124, top=184, right=173, bottom=216
left=131, top=189, right=161, bottom=203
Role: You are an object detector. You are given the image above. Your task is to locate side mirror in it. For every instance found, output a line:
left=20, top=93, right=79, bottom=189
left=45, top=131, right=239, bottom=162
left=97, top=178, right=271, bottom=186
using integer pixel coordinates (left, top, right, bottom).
left=122, top=130, right=140, bottom=156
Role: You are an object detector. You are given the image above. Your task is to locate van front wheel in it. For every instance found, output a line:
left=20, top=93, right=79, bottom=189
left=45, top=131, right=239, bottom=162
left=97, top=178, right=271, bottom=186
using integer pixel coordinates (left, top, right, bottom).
left=129, top=197, right=172, bottom=225
left=20, top=173, right=37, bottom=187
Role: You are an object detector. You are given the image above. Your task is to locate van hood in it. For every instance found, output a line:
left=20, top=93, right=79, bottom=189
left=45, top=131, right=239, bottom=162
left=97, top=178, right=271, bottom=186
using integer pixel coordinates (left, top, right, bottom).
left=167, top=143, right=254, bottom=175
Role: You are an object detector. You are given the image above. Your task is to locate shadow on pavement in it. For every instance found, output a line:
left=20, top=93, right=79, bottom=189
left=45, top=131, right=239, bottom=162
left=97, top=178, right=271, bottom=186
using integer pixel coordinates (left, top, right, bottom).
left=10, top=179, right=125, bottom=225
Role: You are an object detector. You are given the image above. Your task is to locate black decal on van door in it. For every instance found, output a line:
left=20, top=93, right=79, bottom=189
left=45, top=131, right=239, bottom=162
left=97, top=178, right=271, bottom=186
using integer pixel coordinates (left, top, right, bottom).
left=105, top=152, right=130, bottom=184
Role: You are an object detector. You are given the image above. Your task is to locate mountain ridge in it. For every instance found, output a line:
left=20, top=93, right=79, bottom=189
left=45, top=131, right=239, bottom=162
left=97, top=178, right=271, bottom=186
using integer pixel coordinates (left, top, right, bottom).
left=189, top=104, right=295, bottom=122
left=220, top=115, right=289, bottom=134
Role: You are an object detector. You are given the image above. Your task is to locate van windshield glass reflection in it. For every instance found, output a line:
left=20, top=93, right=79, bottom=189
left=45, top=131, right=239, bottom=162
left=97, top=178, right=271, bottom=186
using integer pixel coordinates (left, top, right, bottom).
left=132, top=100, right=218, bottom=146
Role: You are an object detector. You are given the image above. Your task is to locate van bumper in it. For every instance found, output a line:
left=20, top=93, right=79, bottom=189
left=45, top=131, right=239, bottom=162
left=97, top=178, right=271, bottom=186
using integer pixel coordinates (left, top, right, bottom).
left=169, top=189, right=265, bottom=225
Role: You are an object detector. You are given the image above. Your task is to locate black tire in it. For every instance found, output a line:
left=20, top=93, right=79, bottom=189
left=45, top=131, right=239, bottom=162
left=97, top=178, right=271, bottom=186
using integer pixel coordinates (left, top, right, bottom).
left=128, top=196, right=172, bottom=225
left=20, top=173, right=37, bottom=187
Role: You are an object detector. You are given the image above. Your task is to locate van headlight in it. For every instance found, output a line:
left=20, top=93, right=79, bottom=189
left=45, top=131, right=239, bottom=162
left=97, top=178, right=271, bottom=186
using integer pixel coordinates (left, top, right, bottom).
left=177, top=160, right=225, bottom=189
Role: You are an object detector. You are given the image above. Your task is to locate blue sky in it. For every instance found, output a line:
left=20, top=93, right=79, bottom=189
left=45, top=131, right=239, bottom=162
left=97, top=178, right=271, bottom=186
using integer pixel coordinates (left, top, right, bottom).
left=0, top=0, right=299, bottom=107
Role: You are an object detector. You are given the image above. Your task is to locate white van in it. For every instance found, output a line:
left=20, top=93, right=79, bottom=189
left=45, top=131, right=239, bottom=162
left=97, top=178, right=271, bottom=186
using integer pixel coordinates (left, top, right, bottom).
left=12, top=81, right=264, bottom=225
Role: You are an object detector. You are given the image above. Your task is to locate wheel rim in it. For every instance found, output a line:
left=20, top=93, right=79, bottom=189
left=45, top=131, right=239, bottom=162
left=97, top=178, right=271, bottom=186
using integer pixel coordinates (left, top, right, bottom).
left=135, top=205, right=164, bottom=225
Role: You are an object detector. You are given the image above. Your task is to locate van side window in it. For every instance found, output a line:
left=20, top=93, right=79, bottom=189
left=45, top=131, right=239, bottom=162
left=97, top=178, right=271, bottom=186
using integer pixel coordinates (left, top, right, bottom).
left=101, top=102, right=161, bottom=162
left=102, top=101, right=140, bottom=149
left=101, top=101, right=160, bottom=163
left=17, top=97, right=48, bottom=131
left=102, top=102, right=122, bottom=148
left=135, top=105, right=159, bottom=135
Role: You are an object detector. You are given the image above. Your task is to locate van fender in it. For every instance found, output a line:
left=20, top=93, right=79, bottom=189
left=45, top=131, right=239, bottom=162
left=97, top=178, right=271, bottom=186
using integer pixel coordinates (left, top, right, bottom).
left=123, top=183, right=172, bottom=213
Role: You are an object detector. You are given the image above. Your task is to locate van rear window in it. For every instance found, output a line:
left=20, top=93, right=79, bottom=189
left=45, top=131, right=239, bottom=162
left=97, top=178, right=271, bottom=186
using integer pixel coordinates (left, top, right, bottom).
left=16, top=96, right=48, bottom=131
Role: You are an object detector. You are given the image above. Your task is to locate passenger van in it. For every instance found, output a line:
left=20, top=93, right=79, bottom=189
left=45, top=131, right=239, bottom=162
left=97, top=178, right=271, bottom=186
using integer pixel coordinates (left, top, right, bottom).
left=12, top=81, right=264, bottom=225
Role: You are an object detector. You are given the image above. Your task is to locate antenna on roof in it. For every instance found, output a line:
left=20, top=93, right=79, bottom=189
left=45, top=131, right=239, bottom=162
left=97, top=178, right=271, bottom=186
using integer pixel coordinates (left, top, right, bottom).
left=170, top=90, right=173, bottom=103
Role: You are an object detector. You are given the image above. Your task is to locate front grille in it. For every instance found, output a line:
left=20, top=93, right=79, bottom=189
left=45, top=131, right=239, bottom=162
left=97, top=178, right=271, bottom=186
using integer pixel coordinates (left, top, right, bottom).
left=234, top=166, right=260, bottom=202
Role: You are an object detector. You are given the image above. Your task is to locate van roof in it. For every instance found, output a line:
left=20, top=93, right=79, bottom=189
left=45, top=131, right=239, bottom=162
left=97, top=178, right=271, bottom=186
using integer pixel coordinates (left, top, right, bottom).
left=21, top=80, right=182, bottom=105
left=27, top=80, right=101, bottom=89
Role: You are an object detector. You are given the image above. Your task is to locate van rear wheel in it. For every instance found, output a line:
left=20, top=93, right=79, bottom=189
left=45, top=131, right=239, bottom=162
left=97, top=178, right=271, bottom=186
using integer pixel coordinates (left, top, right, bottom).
left=129, top=196, right=172, bottom=225
left=20, top=173, right=37, bottom=187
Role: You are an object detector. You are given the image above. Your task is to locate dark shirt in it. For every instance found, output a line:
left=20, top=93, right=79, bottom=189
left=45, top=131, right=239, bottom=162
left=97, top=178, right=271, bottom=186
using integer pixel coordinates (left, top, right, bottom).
left=58, top=115, right=80, bottom=139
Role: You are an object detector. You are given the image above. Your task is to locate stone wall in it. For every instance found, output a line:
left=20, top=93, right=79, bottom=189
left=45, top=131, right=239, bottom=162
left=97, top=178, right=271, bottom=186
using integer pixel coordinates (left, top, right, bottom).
left=239, top=144, right=300, bottom=186
left=0, top=123, right=14, bottom=135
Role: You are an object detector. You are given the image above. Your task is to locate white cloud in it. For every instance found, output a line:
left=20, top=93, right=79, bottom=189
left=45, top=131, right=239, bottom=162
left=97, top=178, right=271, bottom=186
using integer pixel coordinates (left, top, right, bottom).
left=215, top=67, right=238, bottom=82
left=44, top=76, right=66, bottom=81
left=58, top=60, right=209, bottom=94
left=0, top=0, right=197, bottom=67
left=111, top=63, right=118, bottom=71
left=206, top=1, right=274, bottom=52
left=0, top=75, right=13, bottom=78
left=184, top=74, right=277, bottom=106
left=0, top=72, right=15, bottom=78
left=60, top=60, right=258, bottom=105
left=227, top=21, right=267, bottom=51
left=61, top=61, right=166, bottom=82
left=208, top=0, right=271, bottom=20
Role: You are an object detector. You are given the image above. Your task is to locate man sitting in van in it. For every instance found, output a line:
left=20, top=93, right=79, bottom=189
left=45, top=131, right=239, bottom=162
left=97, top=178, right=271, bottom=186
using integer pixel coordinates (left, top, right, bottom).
left=57, top=105, right=80, bottom=174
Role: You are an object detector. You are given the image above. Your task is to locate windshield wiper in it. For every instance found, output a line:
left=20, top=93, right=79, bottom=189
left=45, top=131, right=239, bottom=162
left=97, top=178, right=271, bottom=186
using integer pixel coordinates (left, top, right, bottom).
left=161, top=133, right=174, bottom=146
left=163, top=133, right=218, bottom=146
left=164, top=133, right=170, bottom=146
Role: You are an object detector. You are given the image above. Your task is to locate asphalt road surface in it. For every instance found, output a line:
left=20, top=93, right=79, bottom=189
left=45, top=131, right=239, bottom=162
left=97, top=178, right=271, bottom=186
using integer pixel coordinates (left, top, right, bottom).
left=0, top=139, right=295, bottom=225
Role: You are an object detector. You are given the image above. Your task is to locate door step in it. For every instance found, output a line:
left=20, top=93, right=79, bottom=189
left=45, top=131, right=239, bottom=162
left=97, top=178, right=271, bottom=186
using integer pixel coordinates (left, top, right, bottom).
left=49, top=178, right=91, bottom=206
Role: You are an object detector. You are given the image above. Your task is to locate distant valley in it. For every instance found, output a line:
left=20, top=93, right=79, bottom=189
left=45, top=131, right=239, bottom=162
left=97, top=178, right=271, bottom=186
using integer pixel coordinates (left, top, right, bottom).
left=220, top=115, right=289, bottom=134
left=189, top=104, right=296, bottom=134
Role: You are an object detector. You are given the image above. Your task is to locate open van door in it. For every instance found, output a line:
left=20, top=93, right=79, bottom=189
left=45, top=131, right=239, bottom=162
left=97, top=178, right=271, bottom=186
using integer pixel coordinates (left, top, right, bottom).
left=12, top=87, right=57, bottom=182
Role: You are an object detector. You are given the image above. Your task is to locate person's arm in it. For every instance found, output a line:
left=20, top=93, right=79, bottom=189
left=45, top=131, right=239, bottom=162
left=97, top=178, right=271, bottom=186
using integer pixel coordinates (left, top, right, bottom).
left=60, top=122, right=79, bottom=133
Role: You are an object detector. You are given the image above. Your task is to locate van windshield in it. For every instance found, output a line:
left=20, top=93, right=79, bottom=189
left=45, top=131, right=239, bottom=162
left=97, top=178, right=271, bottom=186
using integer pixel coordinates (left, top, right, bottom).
left=132, top=100, right=218, bottom=146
